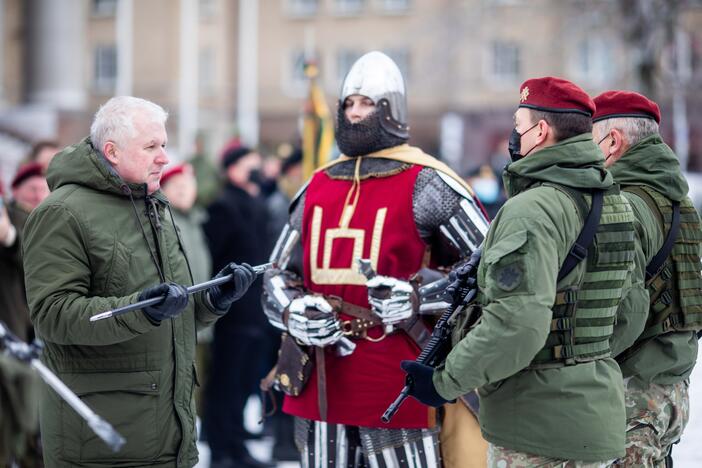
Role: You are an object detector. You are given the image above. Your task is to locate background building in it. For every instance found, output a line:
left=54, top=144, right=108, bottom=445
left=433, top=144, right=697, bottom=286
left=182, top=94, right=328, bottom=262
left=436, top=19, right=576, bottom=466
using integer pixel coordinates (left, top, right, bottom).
left=1, top=0, right=701, bottom=188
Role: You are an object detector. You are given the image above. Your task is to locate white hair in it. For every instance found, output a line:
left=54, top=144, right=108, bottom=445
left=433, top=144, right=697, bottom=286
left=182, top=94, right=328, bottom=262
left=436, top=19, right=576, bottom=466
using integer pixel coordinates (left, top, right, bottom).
left=90, top=96, right=168, bottom=153
left=593, top=116, right=659, bottom=147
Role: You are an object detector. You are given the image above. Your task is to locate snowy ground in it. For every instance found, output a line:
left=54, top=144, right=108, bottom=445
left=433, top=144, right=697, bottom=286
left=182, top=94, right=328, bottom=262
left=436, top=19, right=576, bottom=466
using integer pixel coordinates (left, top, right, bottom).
left=195, top=370, right=702, bottom=468
left=195, top=396, right=301, bottom=468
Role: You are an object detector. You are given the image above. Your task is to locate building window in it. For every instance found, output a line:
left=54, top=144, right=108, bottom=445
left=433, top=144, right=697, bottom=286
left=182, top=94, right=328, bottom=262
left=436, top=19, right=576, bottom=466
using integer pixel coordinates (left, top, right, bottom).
left=379, top=0, right=410, bottom=13
left=199, top=0, right=217, bottom=20
left=94, top=45, right=117, bottom=92
left=337, top=49, right=362, bottom=82
left=92, top=0, right=117, bottom=16
left=489, top=41, right=520, bottom=83
left=199, top=48, right=216, bottom=95
left=335, top=0, right=364, bottom=15
left=385, top=48, right=410, bottom=81
left=286, top=0, right=318, bottom=17
left=571, top=38, right=613, bottom=85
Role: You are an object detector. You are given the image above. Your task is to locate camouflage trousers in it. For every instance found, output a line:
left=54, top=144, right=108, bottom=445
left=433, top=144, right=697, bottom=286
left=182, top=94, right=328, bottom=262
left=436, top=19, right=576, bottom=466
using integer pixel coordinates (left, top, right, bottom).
left=613, top=378, right=690, bottom=467
left=487, top=444, right=616, bottom=468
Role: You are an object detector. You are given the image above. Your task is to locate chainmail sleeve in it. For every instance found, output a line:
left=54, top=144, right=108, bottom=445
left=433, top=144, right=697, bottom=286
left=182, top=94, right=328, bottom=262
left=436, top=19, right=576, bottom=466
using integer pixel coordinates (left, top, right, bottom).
left=413, top=168, right=467, bottom=242
left=415, top=166, right=489, bottom=269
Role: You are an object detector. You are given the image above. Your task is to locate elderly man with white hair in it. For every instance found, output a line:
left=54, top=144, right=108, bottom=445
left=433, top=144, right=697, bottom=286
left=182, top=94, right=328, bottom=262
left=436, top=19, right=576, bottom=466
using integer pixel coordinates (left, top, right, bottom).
left=592, top=90, right=702, bottom=467
left=22, top=96, right=256, bottom=468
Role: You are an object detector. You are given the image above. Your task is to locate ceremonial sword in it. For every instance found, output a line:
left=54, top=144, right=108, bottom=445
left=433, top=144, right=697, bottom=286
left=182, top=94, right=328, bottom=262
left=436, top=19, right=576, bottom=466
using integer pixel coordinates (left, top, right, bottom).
left=89, top=262, right=273, bottom=322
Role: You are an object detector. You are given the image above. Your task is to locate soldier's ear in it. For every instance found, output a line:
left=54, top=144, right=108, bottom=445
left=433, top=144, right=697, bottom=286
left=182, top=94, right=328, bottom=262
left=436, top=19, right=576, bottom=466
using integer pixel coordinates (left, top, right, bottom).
left=609, top=128, right=626, bottom=156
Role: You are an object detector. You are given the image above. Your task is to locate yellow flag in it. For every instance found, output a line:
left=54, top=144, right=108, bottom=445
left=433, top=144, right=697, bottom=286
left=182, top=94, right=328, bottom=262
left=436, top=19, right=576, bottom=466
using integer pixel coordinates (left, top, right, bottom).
left=302, top=61, right=335, bottom=179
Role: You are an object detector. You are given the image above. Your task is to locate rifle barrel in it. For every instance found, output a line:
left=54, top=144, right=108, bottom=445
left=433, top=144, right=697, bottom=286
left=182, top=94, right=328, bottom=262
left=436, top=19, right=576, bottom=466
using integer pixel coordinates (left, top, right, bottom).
left=381, top=385, right=411, bottom=423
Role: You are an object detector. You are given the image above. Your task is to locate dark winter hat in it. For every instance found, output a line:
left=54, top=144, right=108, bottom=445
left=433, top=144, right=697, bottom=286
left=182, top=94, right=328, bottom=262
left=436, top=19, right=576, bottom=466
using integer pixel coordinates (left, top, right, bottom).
left=11, top=162, right=44, bottom=189
left=518, top=77, right=595, bottom=117
left=221, top=146, right=252, bottom=169
left=592, top=90, right=661, bottom=124
left=281, top=148, right=302, bottom=175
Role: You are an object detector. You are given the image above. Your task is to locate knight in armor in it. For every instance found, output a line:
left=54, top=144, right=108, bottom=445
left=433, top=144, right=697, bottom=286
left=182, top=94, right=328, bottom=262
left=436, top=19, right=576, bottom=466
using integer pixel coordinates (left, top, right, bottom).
left=261, top=51, right=490, bottom=467
left=592, top=91, right=702, bottom=467
left=401, top=77, right=645, bottom=467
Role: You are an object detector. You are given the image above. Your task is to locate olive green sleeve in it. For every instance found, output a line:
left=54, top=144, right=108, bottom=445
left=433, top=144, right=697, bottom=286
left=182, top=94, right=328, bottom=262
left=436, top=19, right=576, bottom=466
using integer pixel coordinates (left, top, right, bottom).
left=433, top=216, right=559, bottom=400
left=23, top=204, right=157, bottom=345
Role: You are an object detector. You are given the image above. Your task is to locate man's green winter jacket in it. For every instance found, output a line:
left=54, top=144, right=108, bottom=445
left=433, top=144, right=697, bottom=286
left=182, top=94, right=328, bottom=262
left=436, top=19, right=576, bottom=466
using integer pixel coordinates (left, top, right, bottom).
left=434, top=134, right=643, bottom=461
left=23, top=138, right=222, bottom=467
left=610, top=134, right=699, bottom=385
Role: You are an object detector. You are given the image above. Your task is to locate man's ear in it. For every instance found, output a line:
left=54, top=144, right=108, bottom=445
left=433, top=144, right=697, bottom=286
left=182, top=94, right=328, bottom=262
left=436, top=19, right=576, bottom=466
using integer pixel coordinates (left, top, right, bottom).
left=609, top=128, right=627, bottom=157
left=103, top=141, right=119, bottom=165
left=535, top=119, right=551, bottom=146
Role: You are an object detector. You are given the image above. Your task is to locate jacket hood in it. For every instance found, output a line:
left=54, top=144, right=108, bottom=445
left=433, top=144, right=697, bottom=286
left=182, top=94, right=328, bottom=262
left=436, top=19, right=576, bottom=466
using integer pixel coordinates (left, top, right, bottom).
left=47, top=137, right=153, bottom=199
left=608, top=134, right=688, bottom=202
left=503, top=133, right=613, bottom=197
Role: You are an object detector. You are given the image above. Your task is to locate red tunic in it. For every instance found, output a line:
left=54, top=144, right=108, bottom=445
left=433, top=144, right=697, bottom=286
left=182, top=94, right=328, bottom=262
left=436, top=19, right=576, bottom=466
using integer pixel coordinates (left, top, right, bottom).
left=283, top=163, right=432, bottom=429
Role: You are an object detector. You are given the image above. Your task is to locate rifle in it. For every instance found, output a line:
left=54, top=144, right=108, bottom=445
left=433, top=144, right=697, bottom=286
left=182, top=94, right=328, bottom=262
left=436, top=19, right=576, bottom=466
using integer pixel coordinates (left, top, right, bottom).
left=381, top=247, right=482, bottom=423
left=0, top=321, right=126, bottom=452
left=90, top=262, right=273, bottom=322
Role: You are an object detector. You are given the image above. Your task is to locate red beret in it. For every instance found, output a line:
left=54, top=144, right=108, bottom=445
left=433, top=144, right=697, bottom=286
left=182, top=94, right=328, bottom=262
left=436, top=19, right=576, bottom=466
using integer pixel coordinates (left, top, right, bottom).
left=160, top=163, right=193, bottom=186
left=11, top=162, right=45, bottom=189
left=518, top=77, right=595, bottom=117
left=592, top=90, right=661, bottom=124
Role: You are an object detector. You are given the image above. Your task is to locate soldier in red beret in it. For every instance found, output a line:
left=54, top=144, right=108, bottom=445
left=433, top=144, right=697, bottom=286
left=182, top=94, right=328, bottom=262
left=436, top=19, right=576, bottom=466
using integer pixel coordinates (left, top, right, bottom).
left=405, top=77, right=643, bottom=467
left=593, top=90, right=702, bottom=467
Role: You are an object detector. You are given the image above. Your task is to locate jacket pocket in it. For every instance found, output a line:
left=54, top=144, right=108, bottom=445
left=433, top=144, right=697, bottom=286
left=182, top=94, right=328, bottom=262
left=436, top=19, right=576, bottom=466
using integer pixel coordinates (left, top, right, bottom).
left=105, top=241, right=132, bottom=296
left=483, top=229, right=532, bottom=296
left=59, top=370, right=161, bottom=463
left=484, top=230, right=528, bottom=265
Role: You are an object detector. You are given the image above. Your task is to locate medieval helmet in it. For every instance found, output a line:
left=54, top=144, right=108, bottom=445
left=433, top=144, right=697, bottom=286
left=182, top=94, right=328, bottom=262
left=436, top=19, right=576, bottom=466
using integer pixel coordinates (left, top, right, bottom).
left=339, top=51, right=409, bottom=139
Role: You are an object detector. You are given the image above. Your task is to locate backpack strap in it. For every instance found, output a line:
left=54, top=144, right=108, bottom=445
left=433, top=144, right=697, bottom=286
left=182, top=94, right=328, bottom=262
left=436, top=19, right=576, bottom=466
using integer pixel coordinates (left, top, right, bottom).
left=646, top=202, right=680, bottom=281
left=557, top=189, right=605, bottom=282
left=622, top=186, right=681, bottom=282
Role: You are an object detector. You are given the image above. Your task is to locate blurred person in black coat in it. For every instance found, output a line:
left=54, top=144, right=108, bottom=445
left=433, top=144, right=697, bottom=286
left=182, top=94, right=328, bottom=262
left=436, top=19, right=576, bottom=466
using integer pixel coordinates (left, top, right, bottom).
left=202, top=146, right=274, bottom=468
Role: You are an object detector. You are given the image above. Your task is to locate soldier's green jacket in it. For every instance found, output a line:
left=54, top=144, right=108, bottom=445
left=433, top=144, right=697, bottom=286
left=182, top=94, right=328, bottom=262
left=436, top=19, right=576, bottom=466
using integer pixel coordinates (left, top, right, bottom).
left=434, top=134, right=642, bottom=461
left=23, top=138, right=221, bottom=467
left=610, top=134, right=699, bottom=385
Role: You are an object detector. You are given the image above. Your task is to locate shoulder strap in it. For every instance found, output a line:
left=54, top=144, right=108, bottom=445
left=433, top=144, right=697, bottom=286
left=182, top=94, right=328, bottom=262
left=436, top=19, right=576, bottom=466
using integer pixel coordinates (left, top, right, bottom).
left=622, top=186, right=681, bottom=281
left=646, top=201, right=680, bottom=281
left=557, top=189, right=605, bottom=282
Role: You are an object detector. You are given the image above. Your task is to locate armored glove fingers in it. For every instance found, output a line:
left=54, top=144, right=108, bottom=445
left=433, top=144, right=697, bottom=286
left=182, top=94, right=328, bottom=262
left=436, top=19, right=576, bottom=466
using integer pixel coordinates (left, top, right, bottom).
left=139, top=282, right=189, bottom=323
left=287, top=295, right=343, bottom=347
left=209, top=262, right=256, bottom=313
left=367, top=275, right=416, bottom=326
left=400, top=361, right=453, bottom=408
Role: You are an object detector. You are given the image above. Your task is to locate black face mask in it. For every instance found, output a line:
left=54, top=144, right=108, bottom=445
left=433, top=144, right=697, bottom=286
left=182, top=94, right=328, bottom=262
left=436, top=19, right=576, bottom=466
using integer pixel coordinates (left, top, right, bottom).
left=248, top=169, right=263, bottom=185
left=508, top=123, right=539, bottom=162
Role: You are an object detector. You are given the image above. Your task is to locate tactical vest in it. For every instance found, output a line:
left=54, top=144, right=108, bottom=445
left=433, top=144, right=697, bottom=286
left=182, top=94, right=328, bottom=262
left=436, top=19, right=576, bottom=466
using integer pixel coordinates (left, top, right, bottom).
left=530, top=184, right=636, bottom=367
left=624, top=186, right=702, bottom=341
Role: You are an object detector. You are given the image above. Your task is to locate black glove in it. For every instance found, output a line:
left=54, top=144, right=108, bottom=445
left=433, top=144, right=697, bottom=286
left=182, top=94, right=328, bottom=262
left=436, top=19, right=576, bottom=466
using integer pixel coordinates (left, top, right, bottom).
left=400, top=360, right=453, bottom=407
left=139, top=282, right=189, bottom=323
left=209, top=262, right=256, bottom=312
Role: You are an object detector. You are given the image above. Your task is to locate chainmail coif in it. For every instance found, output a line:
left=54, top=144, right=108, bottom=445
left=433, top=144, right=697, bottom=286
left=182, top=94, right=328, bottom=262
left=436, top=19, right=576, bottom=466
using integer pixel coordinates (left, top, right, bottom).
left=336, top=107, right=408, bottom=157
